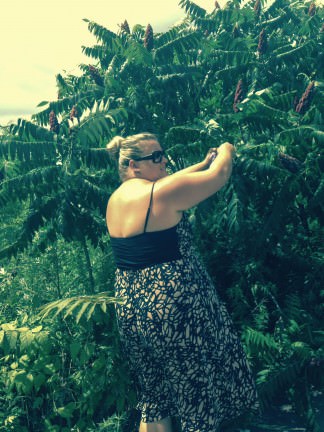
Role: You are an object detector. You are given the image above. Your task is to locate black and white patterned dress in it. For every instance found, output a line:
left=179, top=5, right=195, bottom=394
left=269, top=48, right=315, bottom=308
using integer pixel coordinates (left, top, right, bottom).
left=114, top=214, right=259, bottom=431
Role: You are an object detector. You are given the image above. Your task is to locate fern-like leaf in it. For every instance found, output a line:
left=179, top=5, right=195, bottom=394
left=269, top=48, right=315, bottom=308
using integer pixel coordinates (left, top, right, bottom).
left=224, top=182, right=242, bottom=233
left=244, top=327, right=278, bottom=351
left=178, top=0, right=207, bottom=19
left=257, top=361, right=304, bottom=407
left=86, top=21, right=118, bottom=47
left=38, top=293, right=124, bottom=322
left=0, top=140, right=56, bottom=163
left=155, top=33, right=202, bottom=63
left=9, top=119, right=54, bottom=141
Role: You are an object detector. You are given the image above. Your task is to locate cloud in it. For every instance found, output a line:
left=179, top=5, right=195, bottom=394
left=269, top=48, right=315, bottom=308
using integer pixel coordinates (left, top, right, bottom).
left=0, top=0, right=215, bottom=126
left=0, top=107, right=32, bottom=116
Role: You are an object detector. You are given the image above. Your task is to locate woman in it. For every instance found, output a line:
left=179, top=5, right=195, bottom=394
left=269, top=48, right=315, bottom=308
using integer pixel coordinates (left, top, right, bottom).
left=106, top=133, right=258, bottom=432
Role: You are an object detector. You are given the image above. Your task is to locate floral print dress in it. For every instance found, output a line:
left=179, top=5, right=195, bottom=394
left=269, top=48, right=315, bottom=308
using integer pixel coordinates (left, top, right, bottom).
left=114, top=214, right=259, bottom=432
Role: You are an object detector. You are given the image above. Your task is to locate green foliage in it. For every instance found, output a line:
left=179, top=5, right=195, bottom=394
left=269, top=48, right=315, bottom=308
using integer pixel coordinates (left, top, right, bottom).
left=38, top=293, right=124, bottom=323
left=1, top=0, right=323, bottom=430
left=0, top=311, right=134, bottom=432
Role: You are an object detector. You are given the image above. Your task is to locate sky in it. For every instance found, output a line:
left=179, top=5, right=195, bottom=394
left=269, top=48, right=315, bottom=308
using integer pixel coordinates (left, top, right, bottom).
left=0, top=0, right=216, bottom=127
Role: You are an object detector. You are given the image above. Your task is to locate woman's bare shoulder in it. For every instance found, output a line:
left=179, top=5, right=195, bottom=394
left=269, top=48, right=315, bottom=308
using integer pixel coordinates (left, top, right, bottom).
left=108, top=179, right=152, bottom=207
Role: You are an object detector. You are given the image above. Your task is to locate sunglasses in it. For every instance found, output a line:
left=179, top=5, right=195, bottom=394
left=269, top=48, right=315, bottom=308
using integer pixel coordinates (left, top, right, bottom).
left=133, top=150, right=166, bottom=164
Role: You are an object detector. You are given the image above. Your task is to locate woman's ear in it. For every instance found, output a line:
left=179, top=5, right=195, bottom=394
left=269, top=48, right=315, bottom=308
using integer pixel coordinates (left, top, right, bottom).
left=129, top=159, right=136, bottom=169
left=129, top=159, right=141, bottom=175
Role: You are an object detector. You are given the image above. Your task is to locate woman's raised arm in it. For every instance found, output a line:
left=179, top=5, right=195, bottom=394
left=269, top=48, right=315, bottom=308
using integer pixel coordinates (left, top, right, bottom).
left=156, top=143, right=235, bottom=211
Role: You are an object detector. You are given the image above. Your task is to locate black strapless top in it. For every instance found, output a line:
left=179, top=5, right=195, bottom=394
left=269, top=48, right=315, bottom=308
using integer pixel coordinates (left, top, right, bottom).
left=110, top=225, right=181, bottom=270
left=108, top=182, right=181, bottom=270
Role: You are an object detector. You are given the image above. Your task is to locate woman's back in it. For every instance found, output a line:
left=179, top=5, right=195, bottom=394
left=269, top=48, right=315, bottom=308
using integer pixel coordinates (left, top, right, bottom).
left=107, top=179, right=183, bottom=238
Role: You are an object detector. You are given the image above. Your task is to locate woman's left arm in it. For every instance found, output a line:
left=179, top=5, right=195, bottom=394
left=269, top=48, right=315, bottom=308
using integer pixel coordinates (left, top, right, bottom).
left=169, top=148, right=217, bottom=177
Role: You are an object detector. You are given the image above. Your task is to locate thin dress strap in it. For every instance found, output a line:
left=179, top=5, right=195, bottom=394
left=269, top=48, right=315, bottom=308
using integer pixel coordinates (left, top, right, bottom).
left=143, top=182, right=156, bottom=233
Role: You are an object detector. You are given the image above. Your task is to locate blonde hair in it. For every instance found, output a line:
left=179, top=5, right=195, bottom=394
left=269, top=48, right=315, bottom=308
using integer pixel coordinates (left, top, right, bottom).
left=106, top=132, right=158, bottom=181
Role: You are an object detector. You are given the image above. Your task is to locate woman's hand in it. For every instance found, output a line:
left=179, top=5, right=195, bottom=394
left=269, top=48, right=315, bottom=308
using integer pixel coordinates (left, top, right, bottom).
left=202, top=147, right=219, bottom=168
left=203, top=143, right=235, bottom=169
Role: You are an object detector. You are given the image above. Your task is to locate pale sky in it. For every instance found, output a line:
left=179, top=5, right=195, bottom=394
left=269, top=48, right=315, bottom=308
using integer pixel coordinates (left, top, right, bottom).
left=2, top=0, right=320, bottom=127
left=0, top=0, right=216, bottom=126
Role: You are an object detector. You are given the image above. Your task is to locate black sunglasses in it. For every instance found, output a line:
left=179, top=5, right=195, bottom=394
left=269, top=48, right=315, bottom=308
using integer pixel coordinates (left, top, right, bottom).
left=133, top=150, right=166, bottom=164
